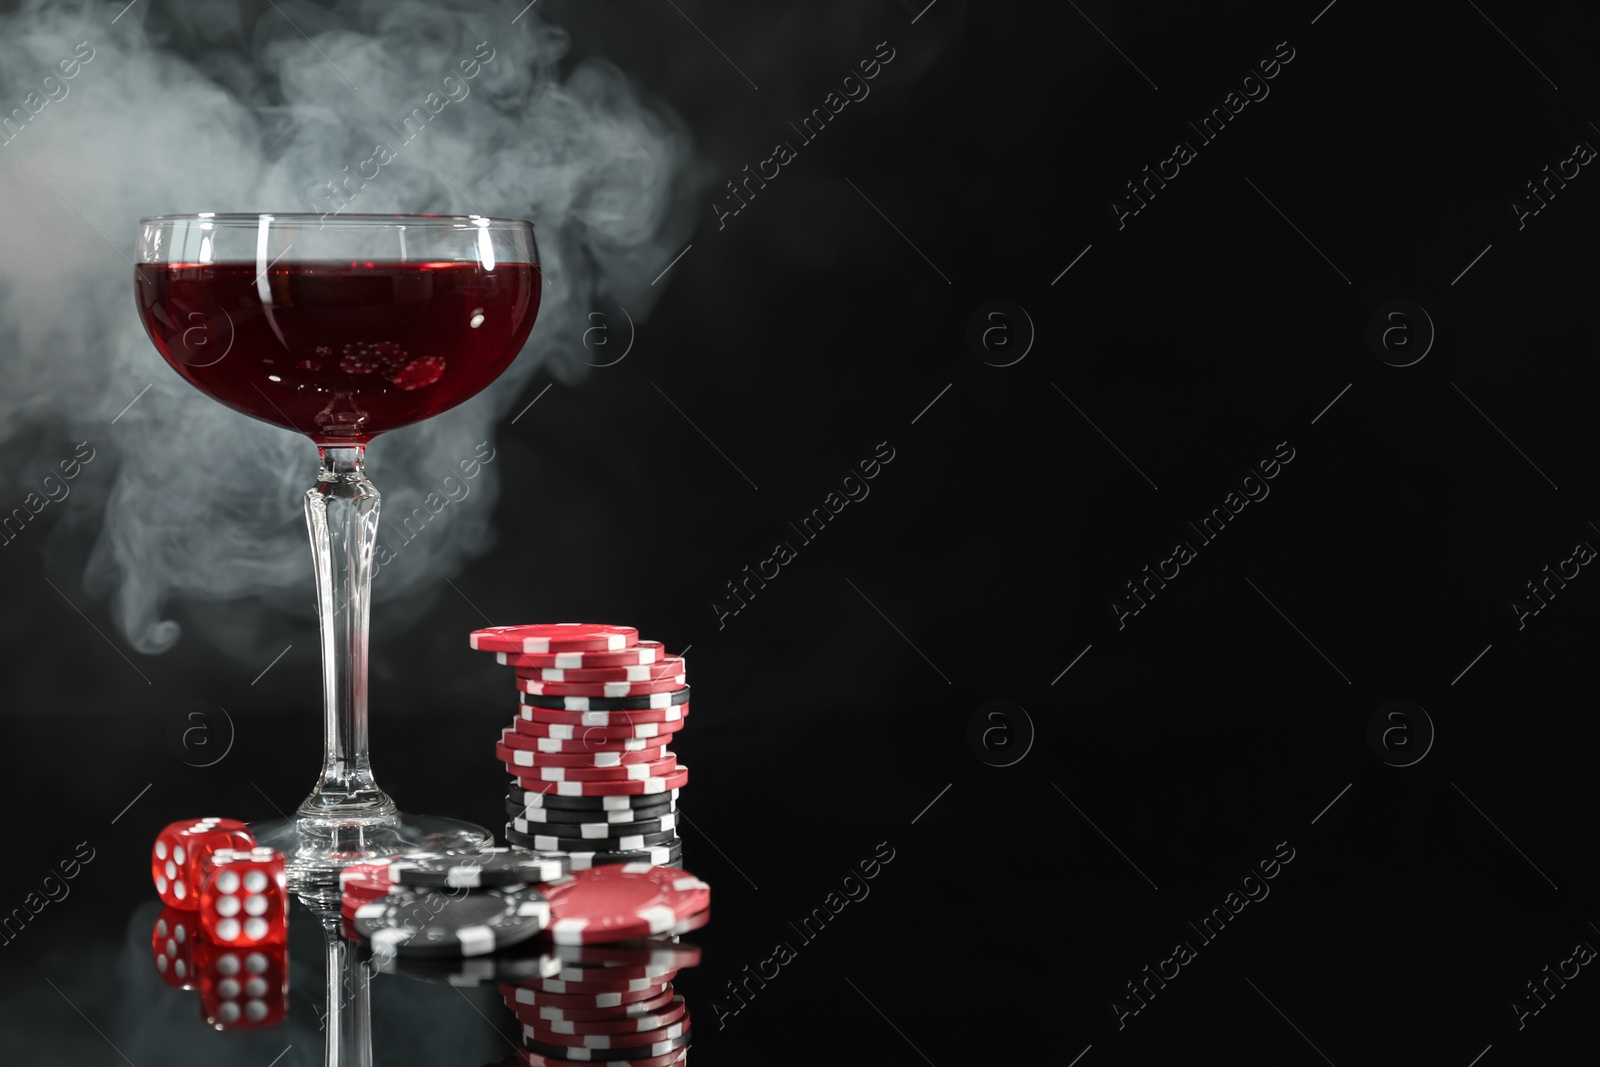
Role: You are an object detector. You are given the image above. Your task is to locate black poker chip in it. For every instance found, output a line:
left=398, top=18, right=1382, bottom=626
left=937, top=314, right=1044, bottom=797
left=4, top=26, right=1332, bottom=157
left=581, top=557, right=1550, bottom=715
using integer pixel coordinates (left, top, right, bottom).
left=503, top=811, right=677, bottom=839
left=522, top=1030, right=691, bottom=1062
left=502, top=828, right=684, bottom=869
left=505, top=797, right=675, bottom=825
left=353, top=885, right=550, bottom=958
left=387, top=847, right=570, bottom=889
left=519, top=686, right=691, bottom=712
left=507, top=823, right=679, bottom=852
left=508, top=784, right=682, bottom=811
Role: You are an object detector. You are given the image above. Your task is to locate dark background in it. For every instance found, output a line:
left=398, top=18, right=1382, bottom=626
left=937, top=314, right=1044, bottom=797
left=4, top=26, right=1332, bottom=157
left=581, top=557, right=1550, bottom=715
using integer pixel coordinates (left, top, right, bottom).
left=4, top=0, right=1600, bottom=1064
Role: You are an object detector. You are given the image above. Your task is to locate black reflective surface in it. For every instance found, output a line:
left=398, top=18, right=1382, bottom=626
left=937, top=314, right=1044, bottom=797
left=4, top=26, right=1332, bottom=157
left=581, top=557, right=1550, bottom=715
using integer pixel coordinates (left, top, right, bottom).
left=7, top=1, right=1600, bottom=1065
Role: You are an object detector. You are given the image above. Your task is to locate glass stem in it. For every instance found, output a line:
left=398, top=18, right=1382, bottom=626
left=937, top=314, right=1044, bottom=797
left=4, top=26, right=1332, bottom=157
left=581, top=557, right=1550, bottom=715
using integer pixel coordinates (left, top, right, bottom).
left=299, top=445, right=394, bottom=823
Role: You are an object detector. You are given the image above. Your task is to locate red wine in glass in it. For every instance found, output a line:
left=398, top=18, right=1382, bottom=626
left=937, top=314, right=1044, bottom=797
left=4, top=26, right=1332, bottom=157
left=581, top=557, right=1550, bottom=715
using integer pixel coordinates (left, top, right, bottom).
left=134, top=213, right=540, bottom=889
left=134, top=260, right=540, bottom=443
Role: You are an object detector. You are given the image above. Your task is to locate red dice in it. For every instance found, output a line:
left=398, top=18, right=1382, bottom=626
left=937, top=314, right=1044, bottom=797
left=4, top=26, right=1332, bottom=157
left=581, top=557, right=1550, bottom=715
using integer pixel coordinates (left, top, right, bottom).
left=199, top=846, right=286, bottom=946
left=151, top=907, right=198, bottom=989
left=151, top=818, right=254, bottom=909
left=194, top=937, right=288, bottom=1029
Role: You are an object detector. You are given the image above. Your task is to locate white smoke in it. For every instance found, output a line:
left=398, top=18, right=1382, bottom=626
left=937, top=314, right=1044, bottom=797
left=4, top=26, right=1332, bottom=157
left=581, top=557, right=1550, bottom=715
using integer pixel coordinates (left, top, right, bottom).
left=0, top=0, right=699, bottom=657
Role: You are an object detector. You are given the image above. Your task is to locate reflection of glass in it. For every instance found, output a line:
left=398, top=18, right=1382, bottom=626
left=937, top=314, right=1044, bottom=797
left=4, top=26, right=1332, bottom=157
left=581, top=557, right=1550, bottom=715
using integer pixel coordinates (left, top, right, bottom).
left=134, top=214, right=542, bottom=889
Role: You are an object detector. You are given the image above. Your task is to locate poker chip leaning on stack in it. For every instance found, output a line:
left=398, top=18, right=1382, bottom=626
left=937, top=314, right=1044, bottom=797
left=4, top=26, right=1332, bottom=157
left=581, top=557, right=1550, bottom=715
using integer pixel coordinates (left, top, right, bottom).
left=468, top=624, right=690, bottom=870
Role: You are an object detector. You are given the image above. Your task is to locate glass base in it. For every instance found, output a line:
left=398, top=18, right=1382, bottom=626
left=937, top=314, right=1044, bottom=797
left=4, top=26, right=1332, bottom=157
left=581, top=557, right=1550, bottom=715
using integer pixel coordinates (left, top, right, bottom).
left=250, top=812, right=494, bottom=892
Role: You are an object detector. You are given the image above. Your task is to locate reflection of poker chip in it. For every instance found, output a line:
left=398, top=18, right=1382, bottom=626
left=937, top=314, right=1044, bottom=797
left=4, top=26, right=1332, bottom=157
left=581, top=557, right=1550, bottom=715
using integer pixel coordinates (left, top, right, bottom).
left=503, top=981, right=671, bottom=1010
left=523, top=1012, right=689, bottom=1050
left=522, top=1029, right=690, bottom=1063
left=528, top=994, right=687, bottom=1036
left=546, top=938, right=702, bottom=971
left=372, top=945, right=564, bottom=986
left=506, top=986, right=677, bottom=1023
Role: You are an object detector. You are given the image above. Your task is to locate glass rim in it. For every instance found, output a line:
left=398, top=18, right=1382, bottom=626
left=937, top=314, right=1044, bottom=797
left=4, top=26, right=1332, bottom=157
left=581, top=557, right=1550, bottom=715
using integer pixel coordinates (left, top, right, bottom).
left=138, top=212, right=535, bottom=228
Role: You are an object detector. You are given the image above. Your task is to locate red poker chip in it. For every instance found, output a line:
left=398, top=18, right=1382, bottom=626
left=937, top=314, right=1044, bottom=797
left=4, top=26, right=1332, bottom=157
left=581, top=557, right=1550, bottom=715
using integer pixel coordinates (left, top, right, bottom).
left=512, top=717, right=686, bottom=743
left=513, top=658, right=686, bottom=684
left=523, top=1012, right=688, bottom=1049
left=519, top=704, right=689, bottom=727
left=513, top=765, right=689, bottom=797
left=502, top=982, right=671, bottom=1009
left=496, top=642, right=666, bottom=669
left=541, top=864, right=711, bottom=945
left=507, top=723, right=682, bottom=752
left=525, top=995, right=687, bottom=1037
left=507, top=987, right=676, bottom=1023
left=500, top=731, right=669, bottom=763
left=471, top=624, right=638, bottom=655
left=501, top=748, right=678, bottom=781
left=516, top=676, right=687, bottom=698
left=338, top=860, right=395, bottom=900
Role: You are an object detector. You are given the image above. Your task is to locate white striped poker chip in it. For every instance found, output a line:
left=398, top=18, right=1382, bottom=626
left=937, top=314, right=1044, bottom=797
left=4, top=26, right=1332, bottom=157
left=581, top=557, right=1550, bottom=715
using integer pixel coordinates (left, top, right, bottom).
left=519, top=703, right=688, bottom=726
left=497, top=738, right=668, bottom=768
left=496, top=641, right=666, bottom=669
left=513, top=717, right=685, bottom=741
left=503, top=727, right=674, bottom=753
left=508, top=786, right=681, bottom=811
left=514, top=657, right=686, bottom=683
left=541, top=864, right=711, bottom=945
left=519, top=687, right=691, bottom=712
left=470, top=623, right=637, bottom=654
left=387, top=847, right=569, bottom=889
left=516, top=676, right=687, bottom=698
left=510, top=765, right=688, bottom=796
left=500, top=752, right=678, bottom=781
left=354, top=885, right=549, bottom=958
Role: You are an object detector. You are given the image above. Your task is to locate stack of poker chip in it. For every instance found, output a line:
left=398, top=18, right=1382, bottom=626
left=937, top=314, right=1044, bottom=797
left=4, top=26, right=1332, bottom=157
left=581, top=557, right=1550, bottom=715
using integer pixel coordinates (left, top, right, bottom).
left=468, top=623, right=690, bottom=869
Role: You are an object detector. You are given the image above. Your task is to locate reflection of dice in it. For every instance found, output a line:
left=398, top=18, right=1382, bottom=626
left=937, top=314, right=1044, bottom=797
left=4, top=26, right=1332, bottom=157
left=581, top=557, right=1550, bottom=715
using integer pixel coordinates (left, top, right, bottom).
left=151, top=907, right=198, bottom=989
left=199, top=847, right=286, bottom=946
left=194, top=937, right=288, bottom=1029
left=151, top=819, right=254, bottom=909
